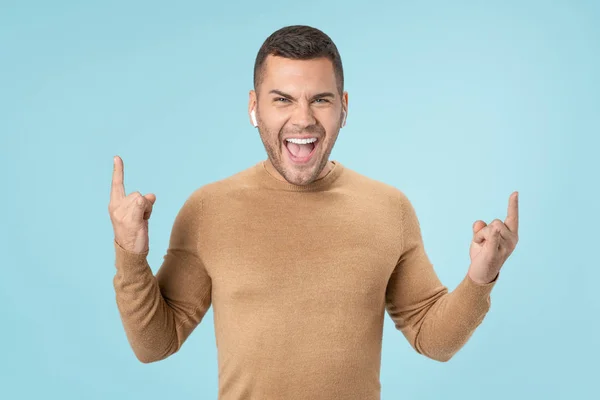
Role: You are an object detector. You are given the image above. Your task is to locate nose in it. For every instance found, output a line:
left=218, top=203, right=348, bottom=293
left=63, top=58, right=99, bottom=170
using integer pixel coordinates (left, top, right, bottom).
left=289, top=101, right=316, bottom=129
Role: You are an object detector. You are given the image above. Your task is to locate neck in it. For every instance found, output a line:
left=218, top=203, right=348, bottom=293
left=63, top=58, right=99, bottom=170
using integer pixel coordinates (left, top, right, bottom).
left=266, top=159, right=333, bottom=183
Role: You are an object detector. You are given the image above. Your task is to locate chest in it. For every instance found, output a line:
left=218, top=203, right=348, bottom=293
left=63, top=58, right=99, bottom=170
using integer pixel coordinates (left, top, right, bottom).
left=202, top=194, right=402, bottom=310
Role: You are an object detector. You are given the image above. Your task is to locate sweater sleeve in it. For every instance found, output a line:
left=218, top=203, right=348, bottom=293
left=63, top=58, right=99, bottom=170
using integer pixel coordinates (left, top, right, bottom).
left=384, top=192, right=498, bottom=362
left=112, top=191, right=212, bottom=363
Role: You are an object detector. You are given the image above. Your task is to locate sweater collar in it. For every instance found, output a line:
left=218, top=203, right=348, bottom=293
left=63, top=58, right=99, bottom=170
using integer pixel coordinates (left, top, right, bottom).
left=257, top=158, right=344, bottom=192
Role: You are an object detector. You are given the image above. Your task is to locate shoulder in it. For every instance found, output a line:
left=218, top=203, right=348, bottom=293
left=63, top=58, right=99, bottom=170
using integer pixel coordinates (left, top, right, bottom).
left=182, top=162, right=260, bottom=205
left=340, top=164, right=410, bottom=209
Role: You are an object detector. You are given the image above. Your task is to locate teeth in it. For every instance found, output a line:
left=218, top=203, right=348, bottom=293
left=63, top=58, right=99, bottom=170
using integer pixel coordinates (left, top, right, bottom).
left=286, top=137, right=317, bottom=144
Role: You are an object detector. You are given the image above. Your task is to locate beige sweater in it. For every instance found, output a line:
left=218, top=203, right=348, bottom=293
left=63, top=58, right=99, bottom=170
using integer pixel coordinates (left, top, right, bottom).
left=113, top=159, right=498, bottom=399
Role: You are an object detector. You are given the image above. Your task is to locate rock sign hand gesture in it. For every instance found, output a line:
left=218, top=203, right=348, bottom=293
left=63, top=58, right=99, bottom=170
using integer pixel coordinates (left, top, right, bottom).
left=468, top=192, right=519, bottom=284
left=108, top=156, right=157, bottom=254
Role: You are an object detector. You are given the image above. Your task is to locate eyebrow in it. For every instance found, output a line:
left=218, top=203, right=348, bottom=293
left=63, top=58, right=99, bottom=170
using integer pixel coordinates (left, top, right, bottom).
left=269, top=89, right=336, bottom=101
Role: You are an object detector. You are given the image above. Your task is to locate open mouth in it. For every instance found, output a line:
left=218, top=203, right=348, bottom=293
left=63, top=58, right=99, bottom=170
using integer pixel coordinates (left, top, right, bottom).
left=283, top=138, right=319, bottom=164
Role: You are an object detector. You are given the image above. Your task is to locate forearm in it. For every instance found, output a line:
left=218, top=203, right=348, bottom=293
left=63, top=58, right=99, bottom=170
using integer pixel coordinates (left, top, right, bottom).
left=412, top=272, right=497, bottom=362
left=113, top=240, right=181, bottom=363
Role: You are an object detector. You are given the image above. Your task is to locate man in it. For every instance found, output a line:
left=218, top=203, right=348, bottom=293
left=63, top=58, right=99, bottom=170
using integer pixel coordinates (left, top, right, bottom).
left=109, top=25, right=519, bottom=399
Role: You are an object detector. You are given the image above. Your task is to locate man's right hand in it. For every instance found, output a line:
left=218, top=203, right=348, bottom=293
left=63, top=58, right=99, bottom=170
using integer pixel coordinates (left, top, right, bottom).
left=108, top=155, right=156, bottom=254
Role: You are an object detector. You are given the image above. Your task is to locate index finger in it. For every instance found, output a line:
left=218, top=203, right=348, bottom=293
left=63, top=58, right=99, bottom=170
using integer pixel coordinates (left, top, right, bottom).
left=504, top=191, right=519, bottom=234
left=111, top=155, right=126, bottom=201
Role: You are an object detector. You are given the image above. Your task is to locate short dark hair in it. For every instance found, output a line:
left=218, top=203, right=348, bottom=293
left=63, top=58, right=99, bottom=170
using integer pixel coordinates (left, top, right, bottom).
left=253, top=25, right=344, bottom=95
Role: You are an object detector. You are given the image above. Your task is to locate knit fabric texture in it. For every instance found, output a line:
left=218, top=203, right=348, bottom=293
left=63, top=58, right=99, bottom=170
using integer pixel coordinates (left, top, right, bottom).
left=113, top=159, right=498, bottom=399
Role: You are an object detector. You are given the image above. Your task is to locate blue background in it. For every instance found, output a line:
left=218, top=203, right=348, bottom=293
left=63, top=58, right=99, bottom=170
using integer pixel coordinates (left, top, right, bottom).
left=1, top=0, right=598, bottom=399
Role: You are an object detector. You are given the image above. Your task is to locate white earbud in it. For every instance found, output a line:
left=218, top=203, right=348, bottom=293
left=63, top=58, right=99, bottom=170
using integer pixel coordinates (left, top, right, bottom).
left=251, top=109, right=257, bottom=127
left=342, top=110, right=347, bottom=127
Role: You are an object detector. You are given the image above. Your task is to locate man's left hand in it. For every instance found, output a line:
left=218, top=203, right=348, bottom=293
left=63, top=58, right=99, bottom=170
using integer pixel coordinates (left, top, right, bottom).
left=468, top=191, right=519, bottom=284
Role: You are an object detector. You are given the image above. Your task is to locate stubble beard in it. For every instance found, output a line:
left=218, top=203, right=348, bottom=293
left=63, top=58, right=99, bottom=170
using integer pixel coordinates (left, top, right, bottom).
left=258, top=124, right=338, bottom=186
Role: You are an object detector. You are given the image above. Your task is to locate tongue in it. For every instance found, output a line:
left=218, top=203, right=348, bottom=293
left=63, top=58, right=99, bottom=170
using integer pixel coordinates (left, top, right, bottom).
left=287, top=142, right=314, bottom=158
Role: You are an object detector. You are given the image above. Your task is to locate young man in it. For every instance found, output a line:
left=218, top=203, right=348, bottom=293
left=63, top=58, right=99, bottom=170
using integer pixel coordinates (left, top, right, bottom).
left=109, top=25, right=519, bottom=400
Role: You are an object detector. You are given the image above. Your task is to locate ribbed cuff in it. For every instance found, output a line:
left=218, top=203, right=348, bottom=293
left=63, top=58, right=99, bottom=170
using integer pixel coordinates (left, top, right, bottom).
left=452, top=271, right=499, bottom=314
left=114, top=239, right=150, bottom=273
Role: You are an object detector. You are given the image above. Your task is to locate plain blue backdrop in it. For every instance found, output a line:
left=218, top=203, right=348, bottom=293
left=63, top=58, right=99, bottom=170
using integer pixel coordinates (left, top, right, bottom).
left=1, top=0, right=598, bottom=399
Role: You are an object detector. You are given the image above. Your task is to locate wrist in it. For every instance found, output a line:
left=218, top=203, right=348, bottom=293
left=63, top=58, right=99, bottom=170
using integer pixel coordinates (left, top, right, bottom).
left=468, top=269, right=499, bottom=285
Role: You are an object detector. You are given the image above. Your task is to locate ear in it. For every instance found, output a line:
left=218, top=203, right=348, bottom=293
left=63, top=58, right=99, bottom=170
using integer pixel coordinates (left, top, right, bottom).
left=248, top=90, right=257, bottom=128
left=341, top=91, right=349, bottom=127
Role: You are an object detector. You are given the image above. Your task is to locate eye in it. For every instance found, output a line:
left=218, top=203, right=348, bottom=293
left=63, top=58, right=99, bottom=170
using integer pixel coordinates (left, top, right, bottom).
left=275, top=97, right=289, bottom=102
left=313, top=98, right=330, bottom=103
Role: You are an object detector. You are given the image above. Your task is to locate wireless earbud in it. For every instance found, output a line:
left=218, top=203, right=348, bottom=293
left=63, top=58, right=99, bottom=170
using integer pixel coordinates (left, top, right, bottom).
left=342, top=110, right=347, bottom=127
left=251, top=109, right=257, bottom=127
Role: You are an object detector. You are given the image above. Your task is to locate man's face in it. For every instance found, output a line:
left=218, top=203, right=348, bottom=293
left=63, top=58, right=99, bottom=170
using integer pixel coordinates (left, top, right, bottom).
left=249, top=55, right=348, bottom=186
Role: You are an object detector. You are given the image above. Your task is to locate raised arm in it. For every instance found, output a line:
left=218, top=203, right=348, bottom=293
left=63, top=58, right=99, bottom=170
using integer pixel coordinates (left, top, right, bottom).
left=385, top=192, right=498, bottom=362
left=109, top=156, right=212, bottom=363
